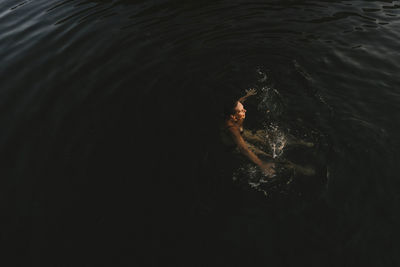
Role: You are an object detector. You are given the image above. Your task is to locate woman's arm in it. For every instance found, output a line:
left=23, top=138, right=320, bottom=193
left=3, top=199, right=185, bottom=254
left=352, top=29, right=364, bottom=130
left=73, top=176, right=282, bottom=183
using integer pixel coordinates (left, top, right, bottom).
left=242, top=129, right=267, bottom=146
left=238, top=88, right=257, bottom=103
left=246, top=142, right=273, bottom=159
left=228, top=126, right=262, bottom=165
left=228, top=126, right=275, bottom=175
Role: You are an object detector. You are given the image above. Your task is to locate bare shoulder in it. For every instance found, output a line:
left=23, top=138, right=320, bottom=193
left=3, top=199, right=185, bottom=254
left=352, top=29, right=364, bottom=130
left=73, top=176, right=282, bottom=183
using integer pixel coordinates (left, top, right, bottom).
left=225, top=120, right=239, bottom=133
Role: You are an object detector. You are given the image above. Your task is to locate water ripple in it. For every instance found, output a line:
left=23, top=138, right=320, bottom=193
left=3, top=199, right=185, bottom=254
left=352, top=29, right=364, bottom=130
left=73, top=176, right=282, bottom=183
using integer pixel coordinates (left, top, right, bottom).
left=10, top=0, right=30, bottom=11
left=46, top=0, right=75, bottom=12
left=2, top=1, right=400, bottom=264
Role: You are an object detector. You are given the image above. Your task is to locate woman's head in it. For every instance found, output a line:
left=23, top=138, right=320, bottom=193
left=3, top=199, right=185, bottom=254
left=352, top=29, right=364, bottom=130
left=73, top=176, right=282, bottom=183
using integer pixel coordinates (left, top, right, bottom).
left=232, top=101, right=246, bottom=122
left=224, top=100, right=246, bottom=123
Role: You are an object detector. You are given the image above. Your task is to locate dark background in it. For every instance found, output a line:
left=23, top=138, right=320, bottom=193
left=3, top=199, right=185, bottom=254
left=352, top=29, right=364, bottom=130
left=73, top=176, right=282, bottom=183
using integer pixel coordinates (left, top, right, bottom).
left=2, top=0, right=400, bottom=266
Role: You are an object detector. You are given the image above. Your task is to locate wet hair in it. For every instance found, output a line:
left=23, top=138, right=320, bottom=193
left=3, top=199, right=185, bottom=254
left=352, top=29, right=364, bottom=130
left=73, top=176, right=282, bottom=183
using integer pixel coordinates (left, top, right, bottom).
left=223, top=99, right=239, bottom=119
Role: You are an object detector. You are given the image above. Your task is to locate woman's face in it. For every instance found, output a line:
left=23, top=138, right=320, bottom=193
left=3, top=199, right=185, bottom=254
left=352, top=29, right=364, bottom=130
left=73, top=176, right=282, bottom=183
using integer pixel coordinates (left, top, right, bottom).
left=232, top=101, right=246, bottom=122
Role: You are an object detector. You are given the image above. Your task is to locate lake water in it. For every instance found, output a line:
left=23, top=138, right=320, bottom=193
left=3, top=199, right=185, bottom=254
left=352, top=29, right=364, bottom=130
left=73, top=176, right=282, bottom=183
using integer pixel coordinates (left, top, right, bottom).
left=3, top=0, right=400, bottom=266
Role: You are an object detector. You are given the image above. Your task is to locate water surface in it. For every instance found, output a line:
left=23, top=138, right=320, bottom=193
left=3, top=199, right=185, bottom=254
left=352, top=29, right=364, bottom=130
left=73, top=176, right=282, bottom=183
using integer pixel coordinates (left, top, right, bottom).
left=2, top=0, right=400, bottom=265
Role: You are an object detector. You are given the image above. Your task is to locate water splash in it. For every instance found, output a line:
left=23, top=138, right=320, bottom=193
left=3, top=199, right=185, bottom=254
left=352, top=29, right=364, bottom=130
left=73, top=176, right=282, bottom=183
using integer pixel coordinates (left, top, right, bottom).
left=266, top=123, right=287, bottom=158
left=256, top=67, right=268, bottom=83
left=256, top=68, right=283, bottom=117
left=255, top=68, right=288, bottom=158
left=231, top=67, right=326, bottom=198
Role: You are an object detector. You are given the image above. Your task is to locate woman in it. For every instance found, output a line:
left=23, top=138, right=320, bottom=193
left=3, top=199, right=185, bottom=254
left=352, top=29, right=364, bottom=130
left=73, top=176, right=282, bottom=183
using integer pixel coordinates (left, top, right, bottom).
left=221, top=89, right=276, bottom=176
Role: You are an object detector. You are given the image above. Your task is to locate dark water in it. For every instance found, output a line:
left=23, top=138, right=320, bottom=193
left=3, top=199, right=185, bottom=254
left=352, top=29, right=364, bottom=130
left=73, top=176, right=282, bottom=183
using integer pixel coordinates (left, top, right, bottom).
left=2, top=0, right=400, bottom=266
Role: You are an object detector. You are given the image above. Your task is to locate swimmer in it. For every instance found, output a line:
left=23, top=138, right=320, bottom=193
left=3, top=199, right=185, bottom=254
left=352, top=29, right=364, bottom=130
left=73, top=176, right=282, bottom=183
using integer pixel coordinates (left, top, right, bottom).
left=221, top=89, right=315, bottom=177
left=222, top=89, right=276, bottom=176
